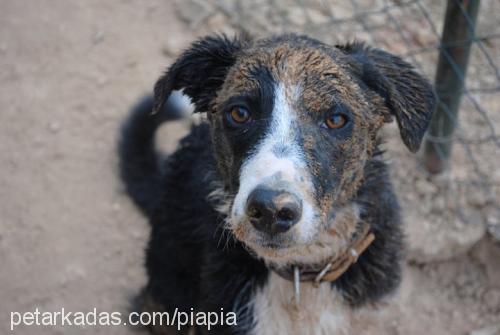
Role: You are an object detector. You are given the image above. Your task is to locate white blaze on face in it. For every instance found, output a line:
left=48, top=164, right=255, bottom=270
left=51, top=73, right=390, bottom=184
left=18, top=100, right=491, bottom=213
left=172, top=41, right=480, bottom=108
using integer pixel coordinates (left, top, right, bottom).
left=231, top=82, right=317, bottom=239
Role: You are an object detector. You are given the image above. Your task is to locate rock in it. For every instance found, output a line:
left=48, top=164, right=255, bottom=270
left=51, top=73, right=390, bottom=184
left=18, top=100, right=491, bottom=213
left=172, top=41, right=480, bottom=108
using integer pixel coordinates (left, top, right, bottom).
left=472, top=237, right=500, bottom=289
left=483, top=289, right=500, bottom=313
left=469, top=323, right=500, bottom=335
left=408, top=212, right=486, bottom=263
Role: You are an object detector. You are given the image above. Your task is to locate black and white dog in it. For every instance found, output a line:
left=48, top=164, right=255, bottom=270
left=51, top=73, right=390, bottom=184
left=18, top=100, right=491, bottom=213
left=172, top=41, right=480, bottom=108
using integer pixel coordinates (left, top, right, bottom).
left=120, top=34, right=435, bottom=334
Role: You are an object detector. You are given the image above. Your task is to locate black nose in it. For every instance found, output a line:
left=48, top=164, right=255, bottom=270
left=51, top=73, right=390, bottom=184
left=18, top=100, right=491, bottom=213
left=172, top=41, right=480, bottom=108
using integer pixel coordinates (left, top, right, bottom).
left=245, top=187, right=302, bottom=234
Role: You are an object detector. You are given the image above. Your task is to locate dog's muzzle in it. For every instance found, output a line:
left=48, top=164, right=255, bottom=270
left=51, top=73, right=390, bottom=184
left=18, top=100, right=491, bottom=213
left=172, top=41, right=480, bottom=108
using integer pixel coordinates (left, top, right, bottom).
left=245, top=185, right=302, bottom=235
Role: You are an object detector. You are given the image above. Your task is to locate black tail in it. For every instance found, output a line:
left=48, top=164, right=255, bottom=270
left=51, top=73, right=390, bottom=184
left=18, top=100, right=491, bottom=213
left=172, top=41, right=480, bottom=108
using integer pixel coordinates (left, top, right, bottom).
left=119, top=95, right=186, bottom=217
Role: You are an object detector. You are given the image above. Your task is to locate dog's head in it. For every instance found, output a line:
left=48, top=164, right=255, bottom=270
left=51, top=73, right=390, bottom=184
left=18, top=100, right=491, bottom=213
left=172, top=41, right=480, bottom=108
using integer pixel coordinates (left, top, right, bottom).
left=154, top=34, right=435, bottom=266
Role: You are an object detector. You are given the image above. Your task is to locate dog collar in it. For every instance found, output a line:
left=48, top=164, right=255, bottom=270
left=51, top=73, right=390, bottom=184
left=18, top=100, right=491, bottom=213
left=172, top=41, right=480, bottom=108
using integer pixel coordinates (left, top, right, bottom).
left=270, top=223, right=375, bottom=286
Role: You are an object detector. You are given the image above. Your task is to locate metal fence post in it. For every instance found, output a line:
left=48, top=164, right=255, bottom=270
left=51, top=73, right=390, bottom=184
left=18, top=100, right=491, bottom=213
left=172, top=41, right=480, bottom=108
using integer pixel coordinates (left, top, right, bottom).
left=424, top=0, right=481, bottom=174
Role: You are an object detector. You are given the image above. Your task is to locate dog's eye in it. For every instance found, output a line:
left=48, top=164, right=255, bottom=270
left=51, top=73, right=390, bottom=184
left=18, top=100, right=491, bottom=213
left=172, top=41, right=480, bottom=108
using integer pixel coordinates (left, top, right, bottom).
left=324, top=113, right=348, bottom=129
left=228, top=106, right=252, bottom=125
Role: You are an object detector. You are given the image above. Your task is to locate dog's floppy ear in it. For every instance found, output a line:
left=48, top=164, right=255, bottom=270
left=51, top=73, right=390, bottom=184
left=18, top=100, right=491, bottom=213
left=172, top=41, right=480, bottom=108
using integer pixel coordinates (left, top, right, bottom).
left=337, top=43, right=436, bottom=152
left=153, top=34, right=249, bottom=114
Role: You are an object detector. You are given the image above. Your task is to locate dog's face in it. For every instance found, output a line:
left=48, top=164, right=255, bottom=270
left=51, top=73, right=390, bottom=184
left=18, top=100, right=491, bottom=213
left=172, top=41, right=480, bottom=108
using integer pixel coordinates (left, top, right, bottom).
left=153, top=35, right=435, bottom=266
left=210, top=45, right=387, bottom=264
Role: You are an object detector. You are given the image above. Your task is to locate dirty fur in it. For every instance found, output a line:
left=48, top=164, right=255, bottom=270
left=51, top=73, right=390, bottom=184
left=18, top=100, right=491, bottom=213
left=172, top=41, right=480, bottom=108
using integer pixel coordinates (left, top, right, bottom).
left=120, top=33, right=436, bottom=334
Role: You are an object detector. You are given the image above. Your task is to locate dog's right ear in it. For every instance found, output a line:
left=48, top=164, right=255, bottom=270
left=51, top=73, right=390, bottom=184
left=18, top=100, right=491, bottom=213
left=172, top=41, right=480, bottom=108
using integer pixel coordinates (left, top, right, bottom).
left=153, top=35, right=249, bottom=114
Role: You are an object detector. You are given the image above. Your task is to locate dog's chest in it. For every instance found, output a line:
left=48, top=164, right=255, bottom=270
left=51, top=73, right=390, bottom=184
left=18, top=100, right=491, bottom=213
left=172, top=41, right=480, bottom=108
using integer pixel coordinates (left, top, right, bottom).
left=250, top=273, right=350, bottom=335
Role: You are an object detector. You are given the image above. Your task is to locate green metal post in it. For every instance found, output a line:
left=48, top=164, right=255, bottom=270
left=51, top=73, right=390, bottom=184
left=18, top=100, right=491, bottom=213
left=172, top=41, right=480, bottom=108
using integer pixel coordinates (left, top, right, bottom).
left=424, top=0, right=481, bottom=174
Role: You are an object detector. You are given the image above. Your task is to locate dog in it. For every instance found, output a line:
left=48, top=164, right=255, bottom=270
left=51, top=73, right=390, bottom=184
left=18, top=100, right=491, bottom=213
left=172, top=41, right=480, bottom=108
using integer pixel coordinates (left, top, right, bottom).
left=119, top=34, right=436, bottom=334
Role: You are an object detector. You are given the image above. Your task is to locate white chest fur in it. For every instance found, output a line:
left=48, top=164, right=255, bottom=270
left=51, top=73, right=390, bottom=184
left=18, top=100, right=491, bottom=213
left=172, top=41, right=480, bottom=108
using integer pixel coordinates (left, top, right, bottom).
left=251, top=273, right=351, bottom=335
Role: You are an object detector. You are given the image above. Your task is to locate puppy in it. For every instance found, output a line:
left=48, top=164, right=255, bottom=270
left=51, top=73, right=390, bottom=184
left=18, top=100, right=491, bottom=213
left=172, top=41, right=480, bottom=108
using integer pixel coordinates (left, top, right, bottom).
left=120, top=34, right=436, bottom=335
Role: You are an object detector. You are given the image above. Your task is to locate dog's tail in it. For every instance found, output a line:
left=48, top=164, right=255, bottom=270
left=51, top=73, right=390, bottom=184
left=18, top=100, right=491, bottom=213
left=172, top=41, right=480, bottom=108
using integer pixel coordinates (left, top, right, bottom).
left=119, top=93, right=190, bottom=217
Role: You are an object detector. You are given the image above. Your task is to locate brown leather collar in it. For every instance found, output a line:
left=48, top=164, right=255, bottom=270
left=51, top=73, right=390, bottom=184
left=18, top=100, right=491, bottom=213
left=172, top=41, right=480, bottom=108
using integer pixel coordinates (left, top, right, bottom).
left=271, top=223, right=375, bottom=286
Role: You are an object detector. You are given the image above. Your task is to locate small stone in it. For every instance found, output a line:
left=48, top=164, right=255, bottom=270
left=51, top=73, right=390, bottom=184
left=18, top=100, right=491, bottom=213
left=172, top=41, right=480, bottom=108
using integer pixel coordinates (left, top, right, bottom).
left=206, top=12, right=235, bottom=35
left=493, top=170, right=500, bottom=183
left=467, top=190, right=491, bottom=208
left=146, top=3, right=158, bottom=12
left=48, top=121, right=60, bottom=133
left=487, top=214, right=500, bottom=241
left=306, top=8, right=330, bottom=25
left=92, top=30, right=104, bottom=45
left=126, top=60, right=138, bottom=68
left=112, top=202, right=121, bottom=212
left=456, top=272, right=469, bottom=288
left=97, top=76, right=108, bottom=86
left=130, top=228, right=144, bottom=240
left=487, top=214, right=500, bottom=226
left=161, top=37, right=187, bottom=58
left=488, top=223, right=500, bottom=242
left=411, top=28, right=434, bottom=48
left=415, top=178, right=438, bottom=195
left=286, top=7, right=308, bottom=26
left=433, top=196, right=446, bottom=211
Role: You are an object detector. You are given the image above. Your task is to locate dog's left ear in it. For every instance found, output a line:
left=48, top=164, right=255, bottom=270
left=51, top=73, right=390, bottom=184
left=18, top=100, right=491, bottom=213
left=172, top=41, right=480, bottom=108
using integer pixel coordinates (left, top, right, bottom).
left=337, top=43, right=437, bottom=152
left=153, top=34, right=249, bottom=114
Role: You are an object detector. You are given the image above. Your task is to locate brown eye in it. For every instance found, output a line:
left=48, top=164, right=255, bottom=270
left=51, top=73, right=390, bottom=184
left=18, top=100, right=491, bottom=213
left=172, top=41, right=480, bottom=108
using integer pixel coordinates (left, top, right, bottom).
left=325, top=113, right=347, bottom=129
left=228, top=106, right=251, bottom=125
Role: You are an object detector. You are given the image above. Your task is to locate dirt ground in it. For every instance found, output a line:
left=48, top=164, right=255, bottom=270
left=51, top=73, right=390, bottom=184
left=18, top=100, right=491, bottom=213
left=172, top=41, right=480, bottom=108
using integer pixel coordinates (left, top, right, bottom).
left=1, top=1, right=499, bottom=334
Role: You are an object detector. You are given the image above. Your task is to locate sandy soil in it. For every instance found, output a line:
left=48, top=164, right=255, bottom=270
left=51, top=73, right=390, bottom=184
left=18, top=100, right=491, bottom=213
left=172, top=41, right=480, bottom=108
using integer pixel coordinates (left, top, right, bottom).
left=1, top=1, right=190, bottom=334
left=1, top=1, right=499, bottom=334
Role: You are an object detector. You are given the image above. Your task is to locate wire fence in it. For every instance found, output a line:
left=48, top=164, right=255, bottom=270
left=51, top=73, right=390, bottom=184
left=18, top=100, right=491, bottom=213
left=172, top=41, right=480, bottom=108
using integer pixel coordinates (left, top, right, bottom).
left=176, top=0, right=500, bottom=240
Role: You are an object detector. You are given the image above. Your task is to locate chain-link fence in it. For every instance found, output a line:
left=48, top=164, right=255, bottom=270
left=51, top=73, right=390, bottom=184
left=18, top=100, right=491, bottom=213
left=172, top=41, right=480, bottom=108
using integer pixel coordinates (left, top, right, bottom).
left=176, top=0, right=500, bottom=252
